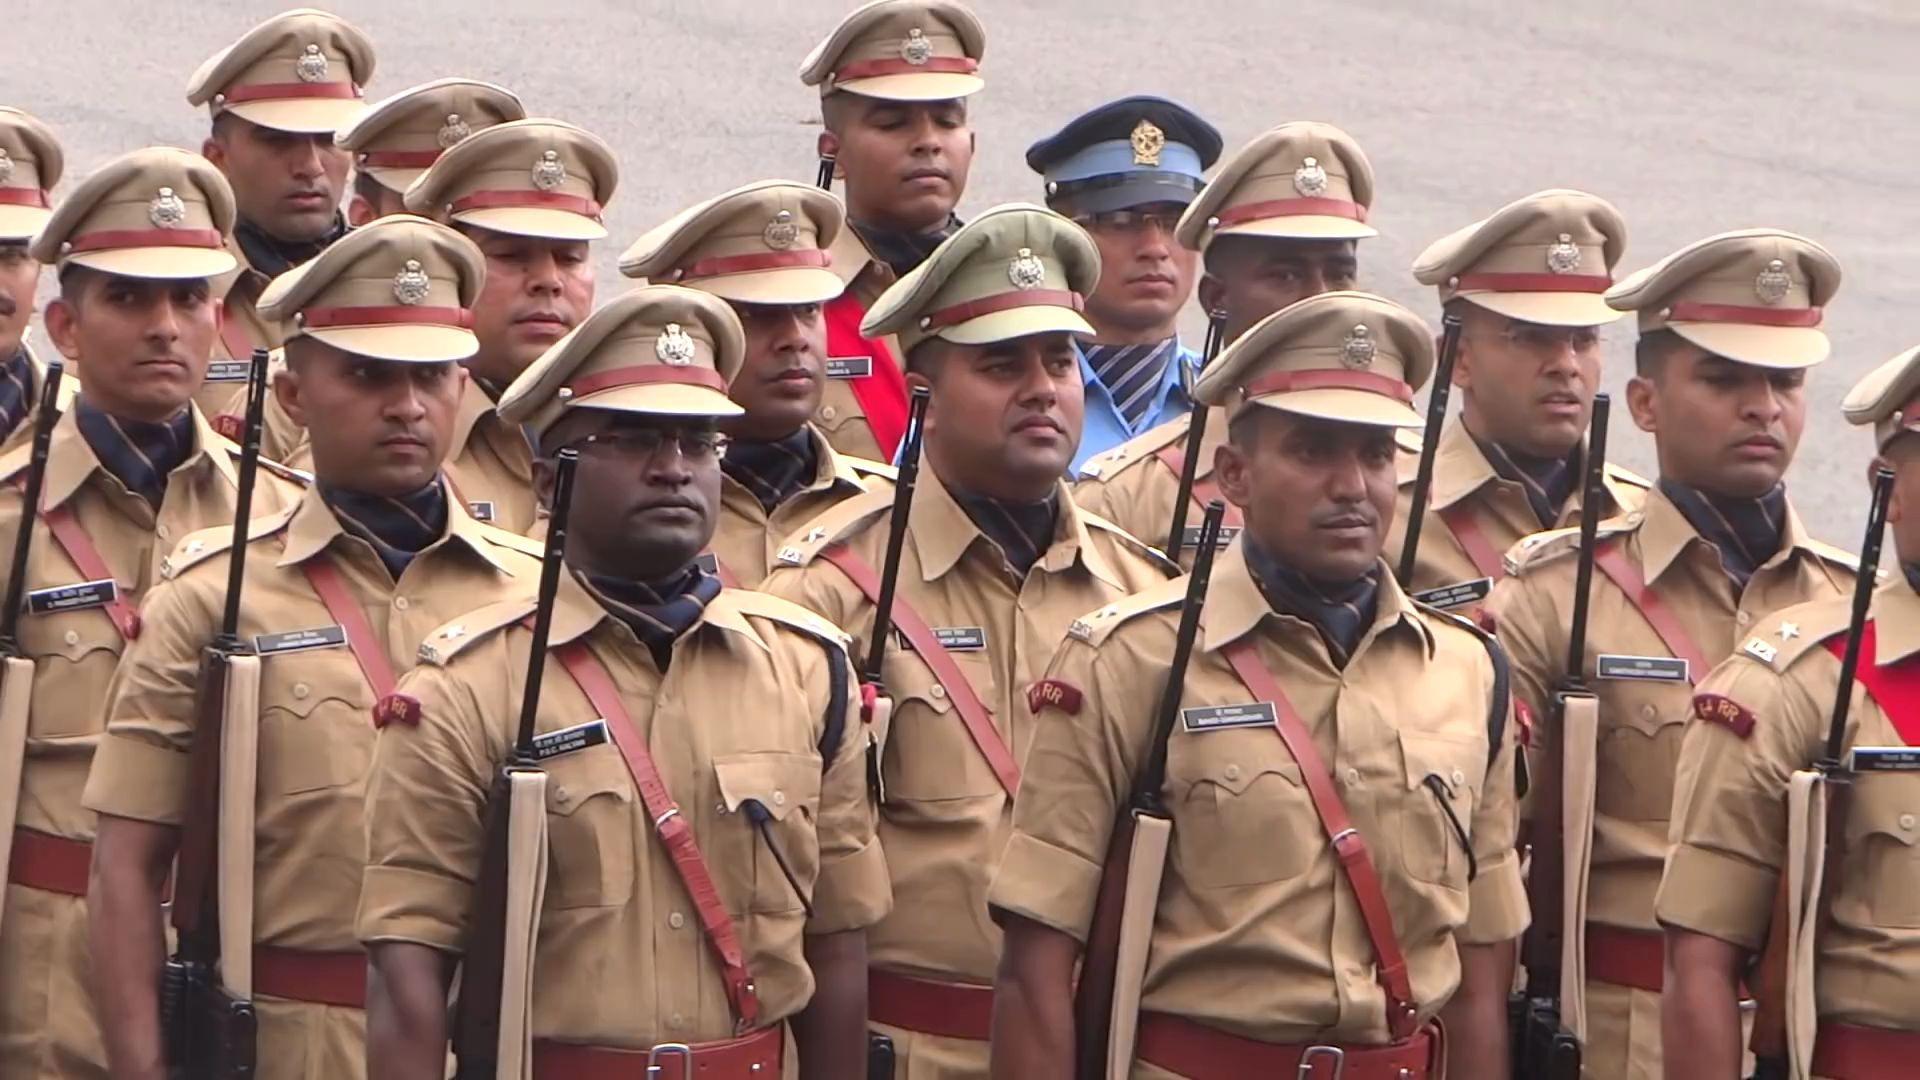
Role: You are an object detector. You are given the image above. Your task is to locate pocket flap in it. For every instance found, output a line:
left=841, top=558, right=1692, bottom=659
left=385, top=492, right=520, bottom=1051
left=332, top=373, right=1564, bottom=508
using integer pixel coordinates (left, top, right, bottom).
left=1176, top=757, right=1303, bottom=799
left=713, top=751, right=820, bottom=822
left=1847, top=775, right=1920, bottom=849
left=1400, top=732, right=1484, bottom=796
left=544, top=749, right=634, bottom=816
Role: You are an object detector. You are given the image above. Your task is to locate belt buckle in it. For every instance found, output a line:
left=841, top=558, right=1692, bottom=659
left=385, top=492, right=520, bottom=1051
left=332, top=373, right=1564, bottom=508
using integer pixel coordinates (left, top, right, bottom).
left=646, top=1042, right=692, bottom=1079
left=1298, top=1045, right=1344, bottom=1079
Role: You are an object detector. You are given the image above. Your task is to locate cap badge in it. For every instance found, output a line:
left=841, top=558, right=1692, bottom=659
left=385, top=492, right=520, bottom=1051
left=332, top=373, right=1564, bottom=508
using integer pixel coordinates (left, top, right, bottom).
left=147, top=187, right=188, bottom=229
left=901, top=27, right=934, bottom=65
left=531, top=150, right=567, bottom=192
left=1754, top=258, right=1792, bottom=306
left=437, top=113, right=472, bottom=149
left=1130, top=118, right=1165, bottom=167
left=656, top=323, right=697, bottom=366
left=1293, top=156, right=1329, bottom=197
left=763, top=209, right=799, bottom=250
left=1008, top=247, right=1047, bottom=289
left=0, top=149, right=13, bottom=186
left=1341, top=324, right=1376, bottom=370
left=392, top=259, right=431, bottom=305
left=1546, top=233, right=1582, bottom=274
left=295, top=43, right=330, bottom=84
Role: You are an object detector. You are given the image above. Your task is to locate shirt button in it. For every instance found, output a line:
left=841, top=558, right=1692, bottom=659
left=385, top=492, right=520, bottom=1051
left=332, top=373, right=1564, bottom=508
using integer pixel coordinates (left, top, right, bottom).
left=62, top=630, right=79, bottom=646
left=394, top=596, right=411, bottom=611
left=820, top=406, right=837, bottom=421
left=553, top=784, right=569, bottom=803
left=292, top=683, right=310, bottom=699
left=1451, top=769, right=1467, bottom=788
left=772, top=790, right=786, bottom=807
left=157, top=525, right=170, bottom=542
left=1642, top=705, right=1657, bottom=720
left=1223, top=764, right=1241, bottom=781
left=1901, top=814, right=1916, bottom=832
left=929, top=684, right=946, bottom=700
left=1345, top=767, right=1361, bottom=786
left=669, top=1013, right=685, bottom=1030
left=1737, top=611, right=1753, bottom=626
left=669, top=911, right=686, bottom=929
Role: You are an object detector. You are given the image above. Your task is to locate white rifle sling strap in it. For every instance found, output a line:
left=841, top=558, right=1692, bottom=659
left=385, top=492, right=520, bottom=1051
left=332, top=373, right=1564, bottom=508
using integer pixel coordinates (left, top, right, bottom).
left=216, top=653, right=263, bottom=998
left=0, top=655, right=35, bottom=926
left=1106, top=811, right=1172, bottom=1080
left=497, top=769, right=550, bottom=1080
left=1785, top=769, right=1828, bottom=1080
left=1559, top=690, right=1600, bottom=1043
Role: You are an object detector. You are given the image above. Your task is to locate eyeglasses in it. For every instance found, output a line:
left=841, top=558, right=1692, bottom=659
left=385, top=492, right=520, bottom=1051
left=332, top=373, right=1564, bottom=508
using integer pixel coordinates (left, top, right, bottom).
left=1074, top=209, right=1182, bottom=237
left=1498, top=322, right=1603, bottom=355
left=563, top=428, right=730, bottom=462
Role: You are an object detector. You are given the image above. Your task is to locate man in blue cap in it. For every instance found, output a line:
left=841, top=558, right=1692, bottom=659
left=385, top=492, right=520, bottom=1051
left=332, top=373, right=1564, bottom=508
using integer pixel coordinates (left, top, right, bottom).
left=1027, top=96, right=1221, bottom=468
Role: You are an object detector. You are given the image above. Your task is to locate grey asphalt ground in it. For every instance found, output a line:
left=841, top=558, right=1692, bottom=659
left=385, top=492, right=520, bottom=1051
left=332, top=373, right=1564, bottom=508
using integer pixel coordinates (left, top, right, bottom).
left=5, top=0, right=1917, bottom=545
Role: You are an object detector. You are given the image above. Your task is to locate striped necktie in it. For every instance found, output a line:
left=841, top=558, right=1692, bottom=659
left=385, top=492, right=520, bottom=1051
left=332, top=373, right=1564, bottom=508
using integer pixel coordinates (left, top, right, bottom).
left=324, top=480, right=451, bottom=580
left=0, top=349, right=33, bottom=445
left=74, top=399, right=193, bottom=508
left=1659, top=479, right=1787, bottom=594
left=1085, top=338, right=1179, bottom=431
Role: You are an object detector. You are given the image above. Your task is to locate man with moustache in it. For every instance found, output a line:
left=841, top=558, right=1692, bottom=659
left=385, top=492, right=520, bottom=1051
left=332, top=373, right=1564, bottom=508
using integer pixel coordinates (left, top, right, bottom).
left=1025, top=96, right=1223, bottom=468
left=991, top=291, right=1523, bottom=1079
left=799, top=0, right=985, bottom=464
left=0, top=148, right=302, bottom=1080
left=620, top=179, right=894, bottom=586
left=85, top=215, right=539, bottom=1080
left=1073, top=121, right=1373, bottom=561
left=335, top=78, right=525, bottom=227
left=401, top=116, right=619, bottom=534
left=763, top=204, right=1175, bottom=1079
left=186, top=8, right=375, bottom=442
left=0, top=108, right=65, bottom=451
left=1386, top=190, right=1650, bottom=612
left=359, top=286, right=886, bottom=1080
left=1489, top=230, right=1860, bottom=1080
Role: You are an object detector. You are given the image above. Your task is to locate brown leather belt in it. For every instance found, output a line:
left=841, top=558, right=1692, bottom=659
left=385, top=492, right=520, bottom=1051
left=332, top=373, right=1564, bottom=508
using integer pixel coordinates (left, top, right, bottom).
left=1584, top=924, right=1751, bottom=997
left=7, top=827, right=91, bottom=896
left=532, top=1025, right=782, bottom=1079
left=252, top=946, right=367, bottom=1009
left=1812, top=1021, right=1920, bottom=1079
left=1135, top=1012, right=1442, bottom=1080
left=867, top=968, right=993, bottom=1041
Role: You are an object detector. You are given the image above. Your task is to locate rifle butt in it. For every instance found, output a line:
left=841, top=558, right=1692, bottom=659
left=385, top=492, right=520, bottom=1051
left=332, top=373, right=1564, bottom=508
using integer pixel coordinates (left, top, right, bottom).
left=1072, top=812, right=1138, bottom=1080
left=452, top=769, right=515, bottom=1074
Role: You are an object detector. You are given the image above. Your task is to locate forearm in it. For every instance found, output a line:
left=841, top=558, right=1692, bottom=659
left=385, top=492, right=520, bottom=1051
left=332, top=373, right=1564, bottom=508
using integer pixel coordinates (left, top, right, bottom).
left=793, top=931, right=869, bottom=1080
left=990, top=917, right=1079, bottom=1078
left=1662, top=938, right=1745, bottom=1080
left=1437, top=977, right=1510, bottom=1078
left=87, top=824, right=172, bottom=1080
left=366, top=942, right=455, bottom=1080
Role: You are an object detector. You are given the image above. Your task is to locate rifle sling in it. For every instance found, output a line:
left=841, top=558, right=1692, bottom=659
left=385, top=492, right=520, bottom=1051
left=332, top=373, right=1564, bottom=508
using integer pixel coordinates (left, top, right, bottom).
left=217, top=299, right=259, bottom=367
left=551, top=641, right=763, bottom=1033
left=1152, top=446, right=1245, bottom=530
left=1592, top=544, right=1709, bottom=680
left=817, top=543, right=1020, bottom=797
left=1219, top=638, right=1420, bottom=1041
left=1434, top=503, right=1505, bottom=583
left=300, top=556, right=397, bottom=700
left=30, top=495, right=142, bottom=641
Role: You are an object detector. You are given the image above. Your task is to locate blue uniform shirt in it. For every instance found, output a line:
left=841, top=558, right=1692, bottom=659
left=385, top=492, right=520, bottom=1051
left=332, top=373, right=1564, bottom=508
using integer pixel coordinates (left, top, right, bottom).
left=1072, top=338, right=1200, bottom=473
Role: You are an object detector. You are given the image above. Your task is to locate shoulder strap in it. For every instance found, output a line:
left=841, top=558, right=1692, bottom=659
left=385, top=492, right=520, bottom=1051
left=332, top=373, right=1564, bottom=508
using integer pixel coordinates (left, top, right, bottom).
left=816, top=542, right=1020, bottom=797
left=1150, top=444, right=1246, bottom=530
left=1435, top=502, right=1506, bottom=582
left=300, top=555, right=398, bottom=707
left=552, top=641, right=763, bottom=1033
left=217, top=299, right=258, bottom=367
left=37, top=501, right=142, bottom=640
left=1423, top=605, right=1512, bottom=757
left=1219, top=638, right=1419, bottom=1041
left=1826, top=623, right=1920, bottom=746
left=1593, top=543, right=1710, bottom=681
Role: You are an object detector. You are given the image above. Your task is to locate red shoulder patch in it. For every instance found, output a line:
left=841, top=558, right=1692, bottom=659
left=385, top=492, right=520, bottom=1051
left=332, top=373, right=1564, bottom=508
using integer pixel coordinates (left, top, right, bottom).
left=1691, top=693, right=1755, bottom=739
left=212, top=414, right=245, bottom=441
left=1026, top=678, right=1084, bottom=716
left=372, top=692, right=422, bottom=729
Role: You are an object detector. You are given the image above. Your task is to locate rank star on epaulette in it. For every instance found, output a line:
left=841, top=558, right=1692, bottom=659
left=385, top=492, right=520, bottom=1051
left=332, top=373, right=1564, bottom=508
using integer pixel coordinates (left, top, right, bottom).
left=1778, top=621, right=1801, bottom=640
left=372, top=692, right=422, bottom=729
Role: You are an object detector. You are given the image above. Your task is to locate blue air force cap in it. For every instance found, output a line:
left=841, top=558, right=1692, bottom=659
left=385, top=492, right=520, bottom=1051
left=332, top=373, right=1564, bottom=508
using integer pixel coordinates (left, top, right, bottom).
left=1025, top=95, right=1223, bottom=216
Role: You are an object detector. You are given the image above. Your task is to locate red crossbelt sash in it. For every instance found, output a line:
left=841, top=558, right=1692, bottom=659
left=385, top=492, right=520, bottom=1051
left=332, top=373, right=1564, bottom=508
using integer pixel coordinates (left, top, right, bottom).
left=1151, top=445, right=1246, bottom=530
left=1826, top=621, right=1920, bottom=746
left=822, top=293, right=908, bottom=460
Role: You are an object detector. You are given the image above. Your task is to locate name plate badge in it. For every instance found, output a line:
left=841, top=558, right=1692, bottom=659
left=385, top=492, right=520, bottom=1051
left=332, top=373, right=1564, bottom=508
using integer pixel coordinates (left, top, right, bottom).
left=467, top=501, right=496, bottom=523
left=1412, top=577, right=1494, bottom=611
left=1180, top=701, right=1277, bottom=733
left=1596, top=654, right=1690, bottom=683
left=899, top=625, right=987, bottom=652
left=825, top=356, right=874, bottom=379
left=205, top=359, right=251, bottom=383
left=254, top=625, right=347, bottom=655
left=1848, top=746, right=1920, bottom=772
left=694, top=552, right=719, bottom=574
left=1181, top=525, right=1241, bottom=550
left=529, top=719, right=611, bottom=761
left=27, top=578, right=119, bottom=615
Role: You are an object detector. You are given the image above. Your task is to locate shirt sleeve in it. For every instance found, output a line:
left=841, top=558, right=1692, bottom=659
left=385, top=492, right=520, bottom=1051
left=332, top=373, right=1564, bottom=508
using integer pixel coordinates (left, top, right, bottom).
left=82, top=576, right=217, bottom=825
left=1462, top=667, right=1529, bottom=945
left=807, top=640, right=890, bottom=934
left=1487, top=571, right=1564, bottom=775
left=356, top=659, right=503, bottom=952
left=1656, top=653, right=1824, bottom=950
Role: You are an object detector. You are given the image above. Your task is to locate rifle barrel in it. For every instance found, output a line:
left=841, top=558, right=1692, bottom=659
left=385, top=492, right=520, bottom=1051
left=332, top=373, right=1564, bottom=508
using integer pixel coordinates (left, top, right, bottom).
left=1823, top=466, right=1896, bottom=766
left=1563, top=393, right=1611, bottom=678
left=217, top=350, right=270, bottom=643
left=0, top=359, right=65, bottom=650
left=1163, top=313, right=1227, bottom=556
left=1396, top=312, right=1465, bottom=584
left=513, top=448, right=579, bottom=760
left=862, top=386, right=931, bottom=683
left=1136, top=499, right=1227, bottom=813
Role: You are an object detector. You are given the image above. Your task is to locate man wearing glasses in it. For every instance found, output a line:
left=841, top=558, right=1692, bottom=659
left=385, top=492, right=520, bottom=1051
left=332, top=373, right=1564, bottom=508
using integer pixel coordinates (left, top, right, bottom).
left=1026, top=97, right=1222, bottom=469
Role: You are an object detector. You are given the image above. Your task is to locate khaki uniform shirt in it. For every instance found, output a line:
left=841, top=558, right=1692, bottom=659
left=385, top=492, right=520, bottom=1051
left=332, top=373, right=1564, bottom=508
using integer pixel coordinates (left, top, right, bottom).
left=0, top=341, right=77, bottom=457
left=443, top=380, right=537, bottom=535
left=1071, top=406, right=1229, bottom=568
left=711, top=426, right=891, bottom=588
left=1386, top=418, right=1649, bottom=606
left=761, top=473, right=1175, bottom=986
left=202, top=239, right=306, bottom=462
left=1659, top=580, right=1920, bottom=1033
left=815, top=226, right=901, bottom=464
left=989, top=544, right=1528, bottom=1044
left=1489, top=486, right=1855, bottom=933
left=357, top=574, right=889, bottom=1047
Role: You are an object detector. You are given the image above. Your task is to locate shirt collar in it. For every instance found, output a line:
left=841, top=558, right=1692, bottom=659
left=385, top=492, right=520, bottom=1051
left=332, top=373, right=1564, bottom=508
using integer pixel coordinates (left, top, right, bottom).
left=1199, top=539, right=1434, bottom=657
left=449, top=377, right=495, bottom=459
left=909, top=469, right=1124, bottom=590
left=276, top=479, right=522, bottom=576
left=1637, top=482, right=1818, bottom=587
left=545, top=561, right=767, bottom=652
left=41, top=400, right=233, bottom=511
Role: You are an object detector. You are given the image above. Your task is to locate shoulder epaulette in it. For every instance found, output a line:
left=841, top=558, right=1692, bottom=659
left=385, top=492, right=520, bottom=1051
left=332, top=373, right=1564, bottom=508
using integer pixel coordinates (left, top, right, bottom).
left=1605, top=462, right=1653, bottom=490
left=1074, top=418, right=1187, bottom=482
left=1395, top=427, right=1427, bottom=456
left=1801, top=538, right=1876, bottom=579
left=1501, top=517, right=1636, bottom=577
left=0, top=443, right=32, bottom=486
left=720, top=588, right=852, bottom=648
left=159, top=502, right=300, bottom=580
left=415, top=596, right=538, bottom=667
left=1735, top=595, right=1854, bottom=672
left=471, top=521, right=545, bottom=560
left=1079, top=508, right=1180, bottom=576
left=843, top=456, right=897, bottom=483
left=770, top=487, right=893, bottom=569
left=1065, top=576, right=1187, bottom=647
left=216, top=440, right=313, bottom=487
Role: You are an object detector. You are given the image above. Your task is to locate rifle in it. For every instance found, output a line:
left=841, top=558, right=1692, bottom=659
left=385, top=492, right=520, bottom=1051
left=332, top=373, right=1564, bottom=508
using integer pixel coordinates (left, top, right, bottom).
left=163, top=348, right=270, bottom=1079
left=862, top=385, right=931, bottom=689
left=1075, top=499, right=1228, bottom=1080
left=1162, top=311, right=1228, bottom=558
left=1395, top=312, right=1465, bottom=585
left=1512, top=392, right=1609, bottom=1080
left=453, top=447, right=579, bottom=1080
left=1746, top=465, right=1894, bottom=1080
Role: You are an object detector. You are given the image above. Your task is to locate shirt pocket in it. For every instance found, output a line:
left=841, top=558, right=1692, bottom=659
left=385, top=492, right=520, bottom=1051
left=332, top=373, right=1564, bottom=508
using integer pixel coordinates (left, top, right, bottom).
left=1594, top=681, right=1690, bottom=823
left=1398, top=732, right=1485, bottom=890
left=258, top=659, right=373, bottom=796
left=25, top=608, right=124, bottom=738
left=713, top=751, right=822, bottom=915
left=879, top=647, right=1003, bottom=806
left=1168, top=739, right=1314, bottom=887
left=1843, top=775, right=1920, bottom=929
left=542, top=748, right=637, bottom=910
